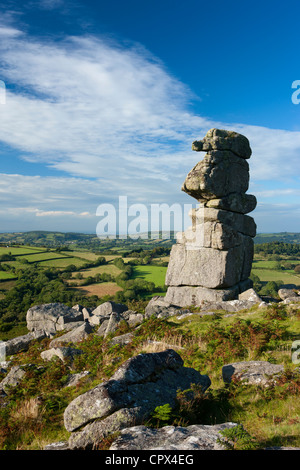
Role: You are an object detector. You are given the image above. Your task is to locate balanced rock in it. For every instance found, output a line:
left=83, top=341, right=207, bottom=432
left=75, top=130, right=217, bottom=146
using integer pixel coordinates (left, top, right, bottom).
left=164, top=128, right=256, bottom=306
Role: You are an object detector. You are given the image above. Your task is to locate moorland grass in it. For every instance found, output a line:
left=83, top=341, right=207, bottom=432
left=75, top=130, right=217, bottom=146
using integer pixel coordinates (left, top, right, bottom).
left=1, top=304, right=299, bottom=450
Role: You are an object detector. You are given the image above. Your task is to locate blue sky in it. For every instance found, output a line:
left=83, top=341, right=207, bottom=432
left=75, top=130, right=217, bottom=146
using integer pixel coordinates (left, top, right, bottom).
left=0, top=0, right=300, bottom=234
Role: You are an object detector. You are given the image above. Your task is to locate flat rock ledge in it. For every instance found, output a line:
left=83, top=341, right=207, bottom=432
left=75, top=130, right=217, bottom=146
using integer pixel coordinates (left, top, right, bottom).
left=109, top=422, right=239, bottom=450
left=222, top=361, right=285, bottom=386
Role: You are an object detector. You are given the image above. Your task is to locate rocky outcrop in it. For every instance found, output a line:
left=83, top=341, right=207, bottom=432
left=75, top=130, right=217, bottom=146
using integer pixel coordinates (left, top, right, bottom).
left=0, top=365, right=26, bottom=394
left=278, top=287, right=300, bottom=304
left=64, top=349, right=211, bottom=449
left=110, top=422, right=239, bottom=450
left=84, top=301, right=143, bottom=336
left=165, top=128, right=256, bottom=306
left=25, top=301, right=143, bottom=340
left=146, top=287, right=266, bottom=318
left=145, top=296, right=191, bottom=319
left=26, top=303, right=84, bottom=337
left=49, top=321, right=94, bottom=347
left=222, top=361, right=285, bottom=386
left=1, top=330, right=46, bottom=356
left=40, top=346, right=83, bottom=363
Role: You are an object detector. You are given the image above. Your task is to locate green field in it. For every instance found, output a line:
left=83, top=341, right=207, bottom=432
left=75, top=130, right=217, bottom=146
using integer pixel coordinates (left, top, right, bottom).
left=251, top=268, right=300, bottom=284
left=17, top=252, right=71, bottom=263
left=251, top=257, right=300, bottom=286
left=1, top=241, right=300, bottom=308
left=0, top=246, right=47, bottom=256
left=0, top=272, right=17, bottom=280
left=132, top=265, right=167, bottom=286
left=38, top=257, right=89, bottom=268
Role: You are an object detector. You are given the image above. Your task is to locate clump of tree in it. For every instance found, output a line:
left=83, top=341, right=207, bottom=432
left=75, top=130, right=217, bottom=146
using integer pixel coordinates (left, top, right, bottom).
left=254, top=241, right=300, bottom=257
left=259, top=280, right=283, bottom=299
left=0, top=253, right=16, bottom=262
left=112, top=257, right=157, bottom=301
left=80, top=272, right=114, bottom=286
left=0, top=266, right=98, bottom=323
left=250, top=272, right=283, bottom=299
left=80, top=257, right=107, bottom=270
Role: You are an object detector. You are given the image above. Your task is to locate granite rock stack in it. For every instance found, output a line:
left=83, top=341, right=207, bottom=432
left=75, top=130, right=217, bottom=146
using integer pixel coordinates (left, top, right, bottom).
left=165, top=129, right=257, bottom=306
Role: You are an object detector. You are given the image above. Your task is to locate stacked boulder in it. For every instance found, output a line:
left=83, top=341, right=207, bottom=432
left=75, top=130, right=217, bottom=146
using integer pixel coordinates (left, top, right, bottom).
left=165, top=128, right=257, bottom=306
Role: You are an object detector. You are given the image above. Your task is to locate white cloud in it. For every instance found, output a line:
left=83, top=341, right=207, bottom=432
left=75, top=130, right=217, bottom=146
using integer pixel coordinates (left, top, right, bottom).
left=0, top=25, right=300, bottom=232
left=0, top=27, right=207, bottom=183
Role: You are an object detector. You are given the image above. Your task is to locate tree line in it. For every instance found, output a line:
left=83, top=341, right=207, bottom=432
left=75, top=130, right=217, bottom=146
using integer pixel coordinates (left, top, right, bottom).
left=0, top=266, right=99, bottom=324
left=254, top=241, right=300, bottom=257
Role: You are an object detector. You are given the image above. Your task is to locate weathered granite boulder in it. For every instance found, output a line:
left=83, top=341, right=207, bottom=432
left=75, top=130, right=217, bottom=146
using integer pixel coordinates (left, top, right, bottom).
left=91, top=310, right=143, bottom=336
left=182, top=150, right=250, bottom=201
left=238, top=288, right=263, bottom=303
left=278, top=288, right=299, bottom=301
left=40, top=347, right=82, bottom=362
left=165, top=285, right=240, bottom=305
left=63, top=371, right=91, bottom=388
left=95, top=312, right=122, bottom=337
left=165, top=243, right=251, bottom=289
left=26, top=303, right=84, bottom=337
left=91, top=301, right=128, bottom=317
left=145, top=296, right=190, bottom=319
left=89, top=301, right=129, bottom=328
left=0, top=365, right=26, bottom=394
left=222, top=361, right=285, bottom=386
left=44, top=441, right=70, bottom=450
left=109, top=332, right=134, bottom=346
left=190, top=206, right=256, bottom=238
left=49, top=321, right=94, bottom=347
left=205, top=192, right=257, bottom=214
left=191, top=128, right=252, bottom=158
left=2, top=330, right=46, bottom=356
left=177, top=220, right=246, bottom=250
left=126, top=311, right=144, bottom=328
left=110, top=422, right=240, bottom=450
left=64, top=349, right=211, bottom=449
left=281, top=297, right=300, bottom=305
left=200, top=299, right=264, bottom=314
left=164, top=279, right=254, bottom=307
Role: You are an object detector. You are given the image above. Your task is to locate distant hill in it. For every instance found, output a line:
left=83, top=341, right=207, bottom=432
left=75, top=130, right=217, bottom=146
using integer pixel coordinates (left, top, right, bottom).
left=0, top=231, right=176, bottom=251
left=253, top=232, right=300, bottom=244
left=0, top=231, right=299, bottom=249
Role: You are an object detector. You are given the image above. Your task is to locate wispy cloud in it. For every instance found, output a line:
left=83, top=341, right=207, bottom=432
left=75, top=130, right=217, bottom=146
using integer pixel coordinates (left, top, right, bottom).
left=0, top=24, right=300, bottom=232
left=0, top=27, right=208, bottom=182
